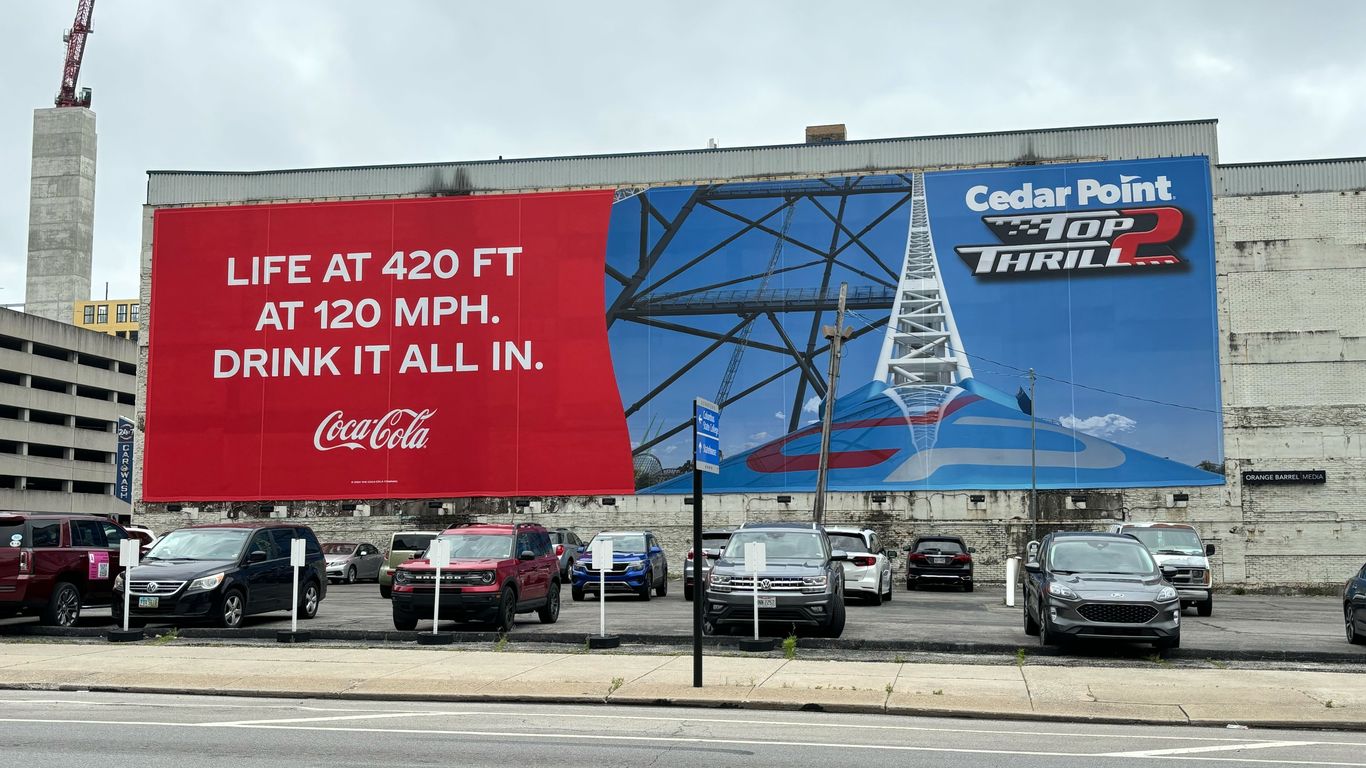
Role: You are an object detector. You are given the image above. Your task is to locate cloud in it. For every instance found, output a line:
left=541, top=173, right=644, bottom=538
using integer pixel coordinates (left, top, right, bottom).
left=802, top=395, right=822, bottom=415
left=663, top=445, right=677, bottom=454
left=774, top=411, right=785, bottom=420
left=1060, top=413, right=1137, bottom=439
left=749, top=431, right=771, bottom=442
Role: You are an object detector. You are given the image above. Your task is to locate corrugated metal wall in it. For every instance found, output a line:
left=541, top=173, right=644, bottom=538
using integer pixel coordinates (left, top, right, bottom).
left=146, top=120, right=1220, bottom=206
left=1218, top=158, right=1366, bottom=195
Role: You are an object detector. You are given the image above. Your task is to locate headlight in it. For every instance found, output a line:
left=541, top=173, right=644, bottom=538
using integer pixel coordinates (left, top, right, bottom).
left=574, top=562, right=589, bottom=572
left=1047, top=582, right=1079, bottom=600
left=478, top=571, right=495, bottom=584
left=187, top=572, right=225, bottom=593
left=1156, top=586, right=1178, bottom=602
left=113, top=573, right=124, bottom=591
left=626, top=560, right=645, bottom=570
left=802, top=575, right=827, bottom=587
left=711, top=574, right=731, bottom=585
left=394, top=569, right=412, bottom=585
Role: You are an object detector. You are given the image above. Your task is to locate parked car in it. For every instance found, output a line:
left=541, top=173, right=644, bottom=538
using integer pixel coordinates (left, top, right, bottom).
left=1022, top=531, right=1182, bottom=652
left=702, top=522, right=848, bottom=638
left=323, top=541, right=383, bottom=584
left=113, top=523, right=327, bottom=629
left=1344, top=561, right=1366, bottom=645
left=571, top=530, right=668, bottom=601
left=124, top=525, right=157, bottom=553
left=824, top=526, right=894, bottom=604
left=0, top=512, right=128, bottom=626
left=547, top=528, right=585, bottom=579
left=390, top=523, right=559, bottom=632
left=1109, top=522, right=1215, bottom=616
left=683, top=529, right=734, bottom=601
left=378, top=530, right=438, bottom=599
left=905, top=535, right=975, bottom=591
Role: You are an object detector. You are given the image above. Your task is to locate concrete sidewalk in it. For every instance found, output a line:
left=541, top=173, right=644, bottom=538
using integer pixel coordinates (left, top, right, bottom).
left=1, top=641, right=1363, bottom=729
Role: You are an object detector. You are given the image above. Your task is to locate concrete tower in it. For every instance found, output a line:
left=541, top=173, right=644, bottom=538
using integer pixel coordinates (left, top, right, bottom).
left=25, top=106, right=96, bottom=323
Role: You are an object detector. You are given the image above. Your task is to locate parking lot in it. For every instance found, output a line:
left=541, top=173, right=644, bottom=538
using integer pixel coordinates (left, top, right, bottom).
left=6, top=579, right=1360, bottom=661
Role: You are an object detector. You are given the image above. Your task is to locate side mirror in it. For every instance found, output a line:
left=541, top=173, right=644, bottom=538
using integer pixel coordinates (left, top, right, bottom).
left=831, top=549, right=850, bottom=561
left=902, top=543, right=913, bottom=552
left=575, top=546, right=586, bottom=556
left=248, top=550, right=268, bottom=563
left=1025, top=541, right=1040, bottom=561
left=1205, top=544, right=1216, bottom=557
left=705, top=551, right=721, bottom=560
left=1024, top=562, right=1041, bottom=574
left=883, top=549, right=897, bottom=561
left=519, top=550, right=536, bottom=561
left=968, top=547, right=977, bottom=554
left=649, top=546, right=662, bottom=555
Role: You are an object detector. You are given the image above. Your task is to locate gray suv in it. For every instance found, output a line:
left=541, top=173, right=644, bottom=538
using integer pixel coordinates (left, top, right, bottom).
left=702, top=522, right=848, bottom=638
left=1023, top=531, right=1182, bottom=652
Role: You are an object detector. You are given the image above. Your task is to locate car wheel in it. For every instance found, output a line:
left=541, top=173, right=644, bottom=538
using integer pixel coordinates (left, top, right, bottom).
left=1155, top=632, right=1181, bottom=654
left=392, top=606, right=418, bottom=631
left=1023, top=597, right=1040, bottom=636
left=963, top=581, right=974, bottom=593
left=571, top=585, right=585, bottom=602
left=684, top=584, right=694, bottom=601
left=867, top=588, right=883, bottom=606
left=379, top=584, right=391, bottom=599
left=299, top=580, right=321, bottom=620
left=656, top=571, right=668, bottom=598
left=494, top=586, right=517, bottom=632
left=217, top=589, right=245, bottom=629
left=1347, top=606, right=1366, bottom=645
left=538, top=581, right=561, bottom=624
left=1197, top=597, right=1213, bottom=617
left=823, top=594, right=847, bottom=638
left=638, top=571, right=652, bottom=601
left=905, top=579, right=916, bottom=591
left=41, top=582, right=81, bottom=627
left=883, top=572, right=893, bottom=602
left=345, top=566, right=357, bottom=585
left=1037, top=601, right=1054, bottom=647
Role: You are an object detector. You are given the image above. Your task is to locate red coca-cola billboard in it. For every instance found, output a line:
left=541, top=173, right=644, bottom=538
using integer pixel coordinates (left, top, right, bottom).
left=143, top=192, right=633, bottom=501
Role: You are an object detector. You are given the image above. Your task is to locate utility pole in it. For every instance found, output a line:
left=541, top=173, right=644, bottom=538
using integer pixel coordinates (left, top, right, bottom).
left=812, top=283, right=851, bottom=525
left=1029, top=367, right=1038, bottom=541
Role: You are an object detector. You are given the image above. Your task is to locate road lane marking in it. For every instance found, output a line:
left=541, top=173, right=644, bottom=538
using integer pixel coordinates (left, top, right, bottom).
left=1106, top=741, right=1321, bottom=757
left=1, top=717, right=1363, bottom=766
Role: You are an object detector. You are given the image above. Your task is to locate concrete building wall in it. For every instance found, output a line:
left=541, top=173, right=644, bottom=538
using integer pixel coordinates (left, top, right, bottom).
left=25, top=108, right=96, bottom=323
left=0, top=308, right=136, bottom=515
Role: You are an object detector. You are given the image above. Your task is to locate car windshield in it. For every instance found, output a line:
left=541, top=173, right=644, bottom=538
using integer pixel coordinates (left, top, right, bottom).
left=1124, top=527, right=1204, bottom=556
left=146, top=529, right=250, bottom=561
left=827, top=533, right=871, bottom=553
left=322, top=543, right=357, bottom=555
left=916, top=539, right=964, bottom=554
left=1049, top=540, right=1156, bottom=575
left=392, top=534, right=434, bottom=551
left=590, top=534, right=647, bottom=553
left=434, top=534, right=514, bottom=560
left=724, top=531, right=825, bottom=560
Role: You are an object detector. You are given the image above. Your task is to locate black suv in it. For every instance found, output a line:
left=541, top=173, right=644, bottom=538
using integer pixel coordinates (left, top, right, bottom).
left=113, top=523, right=327, bottom=629
left=702, top=522, right=849, bottom=637
left=905, top=535, right=975, bottom=591
left=1023, top=531, right=1182, bottom=652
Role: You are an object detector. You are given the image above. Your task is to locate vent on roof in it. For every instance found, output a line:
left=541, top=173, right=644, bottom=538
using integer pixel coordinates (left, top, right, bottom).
left=805, top=123, right=847, bottom=144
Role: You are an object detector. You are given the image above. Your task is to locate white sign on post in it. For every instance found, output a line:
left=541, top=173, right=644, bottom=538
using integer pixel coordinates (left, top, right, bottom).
left=118, top=539, right=140, bottom=632
left=289, top=539, right=306, bottom=633
left=591, top=538, right=613, bottom=637
left=744, top=541, right=767, bottom=640
left=428, top=538, right=452, bottom=635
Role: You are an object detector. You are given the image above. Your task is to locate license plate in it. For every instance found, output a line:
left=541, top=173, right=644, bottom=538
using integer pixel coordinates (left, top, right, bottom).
left=756, top=596, right=776, bottom=608
left=137, top=596, right=159, bottom=609
left=932, top=557, right=949, bottom=565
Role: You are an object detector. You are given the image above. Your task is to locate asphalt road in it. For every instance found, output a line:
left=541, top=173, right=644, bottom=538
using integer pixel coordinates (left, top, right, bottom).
left=0, top=690, right=1363, bottom=768
left=6, top=578, right=1359, bottom=660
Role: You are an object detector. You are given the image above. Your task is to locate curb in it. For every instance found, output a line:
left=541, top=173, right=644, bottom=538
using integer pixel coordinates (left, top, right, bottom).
left=6, top=625, right=1366, bottom=665
left=3, top=681, right=1363, bottom=732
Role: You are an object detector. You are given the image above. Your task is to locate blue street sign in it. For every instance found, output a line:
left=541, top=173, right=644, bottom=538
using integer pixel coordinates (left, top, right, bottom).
left=115, top=417, right=134, bottom=504
left=694, top=398, right=720, bottom=474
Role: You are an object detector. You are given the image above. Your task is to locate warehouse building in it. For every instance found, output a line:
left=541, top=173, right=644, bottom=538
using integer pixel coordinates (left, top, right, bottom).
left=130, top=120, right=1366, bottom=588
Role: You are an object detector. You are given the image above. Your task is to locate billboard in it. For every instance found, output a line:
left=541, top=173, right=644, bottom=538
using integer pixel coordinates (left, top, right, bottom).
left=144, top=192, right=633, bottom=501
left=144, top=156, right=1222, bottom=501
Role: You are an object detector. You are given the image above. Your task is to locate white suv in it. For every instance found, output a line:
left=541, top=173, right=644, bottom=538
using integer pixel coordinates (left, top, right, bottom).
left=823, top=526, right=894, bottom=605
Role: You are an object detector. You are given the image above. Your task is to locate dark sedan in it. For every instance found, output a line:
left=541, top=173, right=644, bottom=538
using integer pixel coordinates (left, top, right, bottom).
left=1344, top=561, right=1366, bottom=645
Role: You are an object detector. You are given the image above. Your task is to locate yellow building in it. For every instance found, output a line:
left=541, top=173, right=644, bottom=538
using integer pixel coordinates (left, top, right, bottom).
left=75, top=299, right=140, bottom=340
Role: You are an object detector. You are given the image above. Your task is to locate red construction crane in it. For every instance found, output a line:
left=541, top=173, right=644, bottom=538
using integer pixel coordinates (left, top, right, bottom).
left=55, top=0, right=96, bottom=107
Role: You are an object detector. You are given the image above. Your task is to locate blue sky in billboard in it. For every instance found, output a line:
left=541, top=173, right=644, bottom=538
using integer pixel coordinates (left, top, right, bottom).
left=605, top=157, right=1221, bottom=484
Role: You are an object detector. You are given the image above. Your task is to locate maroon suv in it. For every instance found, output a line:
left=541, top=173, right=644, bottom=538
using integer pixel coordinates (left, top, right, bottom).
left=0, top=512, right=130, bottom=626
left=390, top=522, right=560, bottom=632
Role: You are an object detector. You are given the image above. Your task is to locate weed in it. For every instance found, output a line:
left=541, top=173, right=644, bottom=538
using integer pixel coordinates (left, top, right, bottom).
left=933, top=689, right=943, bottom=696
left=151, top=628, right=179, bottom=645
left=1207, top=658, right=1229, bottom=670
left=885, top=683, right=894, bottom=695
left=1326, top=700, right=1337, bottom=709
left=607, top=676, right=624, bottom=696
left=893, top=653, right=907, bottom=664
left=1144, top=654, right=1171, bottom=666
left=493, top=634, right=509, bottom=652
left=1015, top=648, right=1026, bottom=667
left=782, top=634, right=798, bottom=660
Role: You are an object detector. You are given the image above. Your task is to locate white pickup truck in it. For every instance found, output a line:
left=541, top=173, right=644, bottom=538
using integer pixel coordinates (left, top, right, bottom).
left=1109, top=522, right=1216, bottom=616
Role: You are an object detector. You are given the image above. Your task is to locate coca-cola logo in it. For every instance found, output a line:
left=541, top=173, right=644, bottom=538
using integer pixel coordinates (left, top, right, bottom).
left=314, top=408, right=437, bottom=451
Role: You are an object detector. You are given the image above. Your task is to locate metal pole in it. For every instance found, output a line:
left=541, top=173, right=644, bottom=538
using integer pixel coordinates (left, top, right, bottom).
left=1029, top=368, right=1038, bottom=542
left=432, top=563, right=441, bottom=635
left=122, top=562, right=131, bottom=632
left=692, top=458, right=704, bottom=688
left=813, top=283, right=849, bottom=525
left=752, top=570, right=759, bottom=640
left=291, top=564, right=299, bottom=634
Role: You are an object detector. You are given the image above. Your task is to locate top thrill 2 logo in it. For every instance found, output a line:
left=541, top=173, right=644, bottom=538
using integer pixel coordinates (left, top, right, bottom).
left=955, top=207, right=1188, bottom=277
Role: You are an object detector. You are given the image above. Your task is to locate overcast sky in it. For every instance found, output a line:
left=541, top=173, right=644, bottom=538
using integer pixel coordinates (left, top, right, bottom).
left=2, top=1, right=1364, bottom=303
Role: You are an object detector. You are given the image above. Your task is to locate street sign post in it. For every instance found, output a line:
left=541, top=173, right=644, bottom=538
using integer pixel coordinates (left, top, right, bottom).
left=107, top=538, right=143, bottom=642
left=587, top=538, right=619, bottom=649
left=692, top=397, right=720, bottom=685
left=744, top=541, right=766, bottom=641
left=417, top=537, right=453, bottom=645
left=275, top=538, right=311, bottom=643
